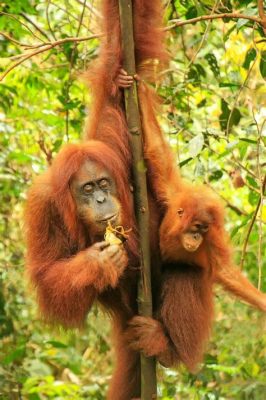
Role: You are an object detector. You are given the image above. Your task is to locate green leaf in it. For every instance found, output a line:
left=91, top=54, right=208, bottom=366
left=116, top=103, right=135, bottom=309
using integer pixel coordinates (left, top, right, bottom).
left=197, top=98, right=207, bottom=107
left=223, top=24, right=236, bottom=41
left=187, top=64, right=206, bottom=84
left=8, top=151, right=34, bottom=164
left=194, top=160, right=205, bottom=177
left=236, top=18, right=249, bottom=30
left=239, top=138, right=257, bottom=144
left=242, top=362, right=260, bottom=377
left=205, top=53, right=220, bottom=77
left=239, top=142, right=248, bottom=159
left=209, top=170, right=223, bottom=181
left=195, top=63, right=206, bottom=77
left=3, top=346, right=26, bottom=365
left=230, top=107, right=241, bottom=127
left=179, top=157, right=193, bottom=168
left=243, top=48, right=256, bottom=70
left=259, top=51, right=266, bottom=79
left=248, top=191, right=259, bottom=206
left=246, top=176, right=259, bottom=189
left=219, top=82, right=241, bottom=88
left=231, top=215, right=252, bottom=238
left=27, top=359, right=52, bottom=377
left=52, top=139, right=63, bottom=153
left=219, top=99, right=230, bottom=131
left=28, top=394, right=41, bottom=400
left=236, top=8, right=257, bottom=30
left=186, top=6, right=197, bottom=20
left=187, top=65, right=200, bottom=83
left=219, top=99, right=241, bottom=131
left=189, top=133, right=204, bottom=158
left=207, top=363, right=240, bottom=375
left=45, top=340, right=68, bottom=348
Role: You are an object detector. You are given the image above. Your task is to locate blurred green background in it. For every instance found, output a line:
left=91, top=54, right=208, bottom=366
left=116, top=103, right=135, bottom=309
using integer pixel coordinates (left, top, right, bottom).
left=0, top=0, right=265, bottom=398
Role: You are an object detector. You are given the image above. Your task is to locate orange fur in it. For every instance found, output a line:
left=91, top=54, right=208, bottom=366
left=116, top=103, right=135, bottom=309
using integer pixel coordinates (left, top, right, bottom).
left=83, top=0, right=168, bottom=171
left=126, top=81, right=266, bottom=372
left=141, top=92, right=266, bottom=312
left=25, top=141, right=139, bottom=325
left=25, top=142, right=144, bottom=399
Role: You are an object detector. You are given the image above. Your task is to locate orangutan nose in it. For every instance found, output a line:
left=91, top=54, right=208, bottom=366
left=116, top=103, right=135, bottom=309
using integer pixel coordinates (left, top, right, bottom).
left=96, top=195, right=106, bottom=203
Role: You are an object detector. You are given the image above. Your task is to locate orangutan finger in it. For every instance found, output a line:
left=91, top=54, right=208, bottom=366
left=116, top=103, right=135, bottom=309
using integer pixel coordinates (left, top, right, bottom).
left=119, top=68, right=128, bottom=76
left=94, top=241, right=110, bottom=251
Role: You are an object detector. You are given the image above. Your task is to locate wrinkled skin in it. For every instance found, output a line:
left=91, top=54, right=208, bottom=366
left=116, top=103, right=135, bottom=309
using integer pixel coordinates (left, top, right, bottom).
left=71, top=160, right=121, bottom=235
left=70, top=160, right=127, bottom=269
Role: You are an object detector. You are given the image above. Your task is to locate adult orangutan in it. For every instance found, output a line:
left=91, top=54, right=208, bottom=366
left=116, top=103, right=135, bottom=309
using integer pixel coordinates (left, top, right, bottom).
left=25, top=141, right=143, bottom=400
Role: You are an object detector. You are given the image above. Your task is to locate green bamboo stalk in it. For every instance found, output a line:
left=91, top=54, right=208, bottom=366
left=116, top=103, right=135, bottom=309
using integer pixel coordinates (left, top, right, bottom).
left=118, top=0, right=157, bottom=399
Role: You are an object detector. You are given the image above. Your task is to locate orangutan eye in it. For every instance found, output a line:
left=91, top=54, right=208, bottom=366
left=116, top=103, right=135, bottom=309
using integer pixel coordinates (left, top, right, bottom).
left=195, top=223, right=209, bottom=233
left=83, top=183, right=94, bottom=194
left=177, top=208, right=184, bottom=217
left=99, top=179, right=109, bottom=190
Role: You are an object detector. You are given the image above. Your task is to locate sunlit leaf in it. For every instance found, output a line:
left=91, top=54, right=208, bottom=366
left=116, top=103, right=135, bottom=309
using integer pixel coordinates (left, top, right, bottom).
left=243, top=48, right=256, bottom=70
left=259, top=51, right=266, bottom=79
left=188, top=133, right=204, bottom=158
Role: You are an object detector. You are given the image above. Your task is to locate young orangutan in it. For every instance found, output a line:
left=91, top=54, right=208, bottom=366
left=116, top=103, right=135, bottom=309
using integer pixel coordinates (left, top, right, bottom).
left=124, top=81, right=266, bottom=371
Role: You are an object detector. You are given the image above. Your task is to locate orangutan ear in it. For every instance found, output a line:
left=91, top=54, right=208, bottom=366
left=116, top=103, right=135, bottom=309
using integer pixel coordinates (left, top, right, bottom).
left=177, top=208, right=184, bottom=217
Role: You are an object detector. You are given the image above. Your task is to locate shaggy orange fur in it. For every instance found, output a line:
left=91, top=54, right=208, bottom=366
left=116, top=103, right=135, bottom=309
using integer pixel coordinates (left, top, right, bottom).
left=25, top=142, right=143, bottom=399
left=83, top=0, right=168, bottom=171
left=126, top=82, right=266, bottom=371
left=139, top=80, right=266, bottom=312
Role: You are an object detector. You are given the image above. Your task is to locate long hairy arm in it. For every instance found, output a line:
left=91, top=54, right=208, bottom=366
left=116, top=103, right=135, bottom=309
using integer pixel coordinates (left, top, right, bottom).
left=207, top=224, right=266, bottom=312
left=138, top=82, right=182, bottom=202
left=215, top=265, right=266, bottom=312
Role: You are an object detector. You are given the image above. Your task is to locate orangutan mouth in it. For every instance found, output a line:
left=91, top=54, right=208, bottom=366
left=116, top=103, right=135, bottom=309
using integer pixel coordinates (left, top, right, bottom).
left=97, top=213, right=118, bottom=224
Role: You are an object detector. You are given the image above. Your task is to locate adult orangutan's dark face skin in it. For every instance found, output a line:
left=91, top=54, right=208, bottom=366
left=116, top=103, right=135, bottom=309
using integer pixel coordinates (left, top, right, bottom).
left=71, top=160, right=121, bottom=235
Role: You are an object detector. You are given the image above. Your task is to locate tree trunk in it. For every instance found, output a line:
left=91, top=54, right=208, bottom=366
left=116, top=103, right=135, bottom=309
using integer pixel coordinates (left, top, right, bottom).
left=118, top=0, right=157, bottom=399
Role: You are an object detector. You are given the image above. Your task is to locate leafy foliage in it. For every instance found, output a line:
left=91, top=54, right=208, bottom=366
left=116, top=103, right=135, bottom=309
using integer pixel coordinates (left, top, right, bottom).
left=0, top=0, right=265, bottom=398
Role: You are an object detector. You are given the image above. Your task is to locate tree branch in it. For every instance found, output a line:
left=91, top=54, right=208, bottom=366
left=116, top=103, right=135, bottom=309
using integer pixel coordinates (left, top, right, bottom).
left=0, top=11, right=45, bottom=42
left=0, top=34, right=102, bottom=82
left=37, top=138, right=53, bottom=165
left=240, top=174, right=266, bottom=270
left=20, top=12, right=51, bottom=41
left=166, top=13, right=262, bottom=31
left=46, top=0, right=57, bottom=40
left=0, top=32, right=29, bottom=47
left=75, top=0, right=102, bottom=19
left=118, top=0, right=156, bottom=398
left=49, top=2, right=89, bottom=30
left=258, top=0, right=266, bottom=34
